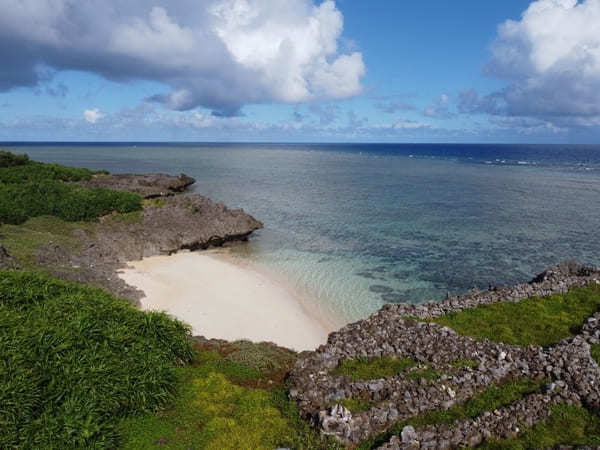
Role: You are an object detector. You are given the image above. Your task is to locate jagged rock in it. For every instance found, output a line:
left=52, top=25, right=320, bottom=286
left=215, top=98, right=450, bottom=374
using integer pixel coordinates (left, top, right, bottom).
left=78, top=173, right=196, bottom=198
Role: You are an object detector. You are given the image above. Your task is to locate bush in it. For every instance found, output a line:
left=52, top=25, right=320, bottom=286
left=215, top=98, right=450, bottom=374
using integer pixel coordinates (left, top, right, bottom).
left=0, top=150, right=29, bottom=167
left=0, top=159, right=95, bottom=183
left=0, top=180, right=142, bottom=224
left=0, top=270, right=194, bottom=449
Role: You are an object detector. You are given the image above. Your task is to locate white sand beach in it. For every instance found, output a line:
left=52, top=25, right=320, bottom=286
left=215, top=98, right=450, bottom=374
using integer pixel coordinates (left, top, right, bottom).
left=118, top=250, right=332, bottom=352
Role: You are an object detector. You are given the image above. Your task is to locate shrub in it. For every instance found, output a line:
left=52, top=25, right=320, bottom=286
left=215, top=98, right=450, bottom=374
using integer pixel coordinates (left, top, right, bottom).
left=0, top=161, right=96, bottom=183
left=0, top=150, right=29, bottom=167
left=0, top=180, right=142, bottom=225
left=0, top=271, right=194, bottom=449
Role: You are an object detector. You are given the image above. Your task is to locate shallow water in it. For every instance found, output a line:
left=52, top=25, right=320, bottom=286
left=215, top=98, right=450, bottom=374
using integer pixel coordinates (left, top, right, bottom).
left=6, top=142, right=600, bottom=325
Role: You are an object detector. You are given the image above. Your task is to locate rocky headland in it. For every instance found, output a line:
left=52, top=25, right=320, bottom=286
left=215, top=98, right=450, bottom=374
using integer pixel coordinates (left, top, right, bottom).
left=17, top=172, right=263, bottom=301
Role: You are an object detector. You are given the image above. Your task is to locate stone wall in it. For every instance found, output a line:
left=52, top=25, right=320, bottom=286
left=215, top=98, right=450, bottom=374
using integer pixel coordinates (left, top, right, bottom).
left=288, top=262, right=600, bottom=447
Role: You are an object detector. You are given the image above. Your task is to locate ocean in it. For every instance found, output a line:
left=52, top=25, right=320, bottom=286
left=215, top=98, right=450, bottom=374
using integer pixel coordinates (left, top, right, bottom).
left=4, top=142, right=600, bottom=325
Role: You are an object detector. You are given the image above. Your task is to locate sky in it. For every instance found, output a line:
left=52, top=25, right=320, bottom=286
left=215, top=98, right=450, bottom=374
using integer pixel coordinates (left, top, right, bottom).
left=0, top=0, right=599, bottom=143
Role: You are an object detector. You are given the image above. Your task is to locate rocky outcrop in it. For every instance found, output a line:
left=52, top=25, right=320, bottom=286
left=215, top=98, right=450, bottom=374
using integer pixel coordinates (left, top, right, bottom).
left=29, top=174, right=263, bottom=301
left=288, top=263, right=600, bottom=447
left=89, top=193, right=263, bottom=261
left=78, top=173, right=196, bottom=198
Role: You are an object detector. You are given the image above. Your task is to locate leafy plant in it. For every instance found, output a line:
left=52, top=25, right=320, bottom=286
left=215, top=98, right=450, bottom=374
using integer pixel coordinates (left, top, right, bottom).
left=0, top=271, right=194, bottom=449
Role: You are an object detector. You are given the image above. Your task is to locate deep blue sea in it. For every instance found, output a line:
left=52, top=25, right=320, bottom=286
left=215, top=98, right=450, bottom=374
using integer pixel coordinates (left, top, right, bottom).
left=4, top=142, right=600, bottom=325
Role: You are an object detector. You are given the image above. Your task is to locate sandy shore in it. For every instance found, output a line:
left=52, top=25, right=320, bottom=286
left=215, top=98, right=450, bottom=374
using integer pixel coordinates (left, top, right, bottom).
left=118, top=250, right=332, bottom=351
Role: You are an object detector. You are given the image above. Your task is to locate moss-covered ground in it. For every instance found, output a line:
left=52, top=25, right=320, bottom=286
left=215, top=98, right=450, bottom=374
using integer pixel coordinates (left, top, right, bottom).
left=118, top=343, right=340, bottom=450
left=432, top=284, right=600, bottom=346
left=330, top=356, right=418, bottom=381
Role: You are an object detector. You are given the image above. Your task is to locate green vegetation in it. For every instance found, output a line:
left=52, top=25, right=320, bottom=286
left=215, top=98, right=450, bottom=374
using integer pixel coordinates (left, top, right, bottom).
left=119, top=347, right=339, bottom=450
left=481, top=403, right=600, bottom=448
left=591, top=344, right=600, bottom=365
left=0, top=271, right=194, bottom=449
left=358, top=378, right=545, bottom=449
left=0, top=150, right=29, bottom=167
left=336, top=398, right=374, bottom=413
left=0, top=180, right=142, bottom=225
left=450, top=359, right=480, bottom=369
left=144, top=197, right=167, bottom=209
left=432, top=285, right=600, bottom=346
left=330, top=356, right=418, bottom=381
left=221, top=339, right=298, bottom=372
left=406, top=367, right=441, bottom=381
left=0, top=216, right=87, bottom=267
left=0, top=151, right=141, bottom=225
left=0, top=152, right=95, bottom=183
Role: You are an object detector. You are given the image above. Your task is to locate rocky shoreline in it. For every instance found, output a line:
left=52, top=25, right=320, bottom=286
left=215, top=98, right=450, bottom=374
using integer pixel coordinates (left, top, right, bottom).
left=6, top=172, right=262, bottom=302
left=289, top=262, right=600, bottom=448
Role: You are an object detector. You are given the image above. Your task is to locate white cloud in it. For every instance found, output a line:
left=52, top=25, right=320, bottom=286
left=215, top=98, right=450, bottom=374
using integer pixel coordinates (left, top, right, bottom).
left=423, top=94, right=454, bottom=119
left=84, top=108, right=105, bottom=124
left=488, top=0, right=600, bottom=120
left=0, top=0, right=364, bottom=116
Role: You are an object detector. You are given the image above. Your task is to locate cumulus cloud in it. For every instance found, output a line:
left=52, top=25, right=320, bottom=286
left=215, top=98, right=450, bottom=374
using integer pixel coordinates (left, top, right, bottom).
left=0, top=0, right=364, bottom=116
left=84, top=109, right=105, bottom=123
left=485, top=0, right=600, bottom=122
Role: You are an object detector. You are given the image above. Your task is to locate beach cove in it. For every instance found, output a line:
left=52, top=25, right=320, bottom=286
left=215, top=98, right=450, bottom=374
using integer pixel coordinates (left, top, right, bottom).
left=118, top=250, right=333, bottom=351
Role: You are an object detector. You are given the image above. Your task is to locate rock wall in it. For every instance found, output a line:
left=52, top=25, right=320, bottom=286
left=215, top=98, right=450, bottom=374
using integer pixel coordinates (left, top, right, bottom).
left=288, top=262, right=600, bottom=448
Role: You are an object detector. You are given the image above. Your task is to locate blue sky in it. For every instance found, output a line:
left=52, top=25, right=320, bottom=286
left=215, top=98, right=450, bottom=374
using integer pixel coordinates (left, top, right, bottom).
left=1, top=0, right=599, bottom=143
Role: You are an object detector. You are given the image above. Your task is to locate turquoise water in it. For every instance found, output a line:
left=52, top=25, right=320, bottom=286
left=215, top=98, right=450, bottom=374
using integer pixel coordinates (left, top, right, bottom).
left=6, top=143, right=600, bottom=325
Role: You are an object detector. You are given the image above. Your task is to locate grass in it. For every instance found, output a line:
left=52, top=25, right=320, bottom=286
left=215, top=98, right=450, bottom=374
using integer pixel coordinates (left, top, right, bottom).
left=591, top=344, right=600, bottom=365
left=450, top=359, right=479, bottom=369
left=0, top=216, right=89, bottom=267
left=357, top=378, right=545, bottom=449
left=481, top=403, right=600, bottom=448
left=328, top=398, right=374, bottom=413
left=330, top=356, right=418, bottom=381
left=432, top=285, right=600, bottom=346
left=0, top=270, right=194, bottom=449
left=406, top=367, right=441, bottom=381
left=119, top=346, right=340, bottom=450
